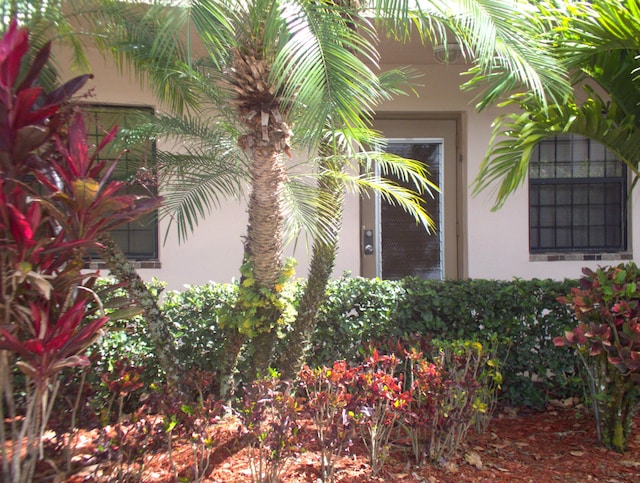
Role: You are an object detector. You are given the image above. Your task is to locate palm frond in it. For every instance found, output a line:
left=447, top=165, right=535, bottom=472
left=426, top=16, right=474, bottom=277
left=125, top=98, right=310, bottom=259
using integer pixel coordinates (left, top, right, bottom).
left=473, top=90, right=640, bottom=210
left=158, top=151, right=246, bottom=244
left=190, top=0, right=239, bottom=66
left=552, top=0, right=640, bottom=63
left=63, top=0, right=207, bottom=114
left=337, top=168, right=436, bottom=233
left=280, top=177, right=340, bottom=246
left=424, top=0, right=571, bottom=109
left=272, top=1, right=384, bottom=147
left=377, top=66, right=422, bottom=100
left=333, top=151, right=439, bottom=233
left=117, top=112, right=248, bottom=242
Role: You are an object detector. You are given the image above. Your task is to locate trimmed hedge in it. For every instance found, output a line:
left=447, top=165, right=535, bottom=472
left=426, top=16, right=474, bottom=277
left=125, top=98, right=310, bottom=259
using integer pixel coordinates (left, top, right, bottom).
left=309, top=276, right=581, bottom=407
left=97, top=276, right=582, bottom=407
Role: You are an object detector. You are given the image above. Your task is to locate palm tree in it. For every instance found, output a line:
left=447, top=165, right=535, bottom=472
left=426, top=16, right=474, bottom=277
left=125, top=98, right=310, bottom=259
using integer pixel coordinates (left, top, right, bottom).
left=100, top=0, right=439, bottom=396
left=471, top=0, right=640, bottom=207
left=80, top=0, right=570, bottom=395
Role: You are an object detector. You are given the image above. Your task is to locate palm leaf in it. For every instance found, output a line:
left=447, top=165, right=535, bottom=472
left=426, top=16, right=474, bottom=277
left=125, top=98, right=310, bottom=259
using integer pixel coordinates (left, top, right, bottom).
left=118, top=112, right=248, bottom=243
left=332, top=151, right=439, bottom=233
left=272, top=1, right=383, bottom=147
left=473, top=91, right=640, bottom=210
left=426, top=0, right=571, bottom=109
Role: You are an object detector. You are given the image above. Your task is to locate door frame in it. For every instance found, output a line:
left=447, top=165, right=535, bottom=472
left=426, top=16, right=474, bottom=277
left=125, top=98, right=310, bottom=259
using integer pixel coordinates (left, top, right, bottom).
left=360, top=112, right=467, bottom=280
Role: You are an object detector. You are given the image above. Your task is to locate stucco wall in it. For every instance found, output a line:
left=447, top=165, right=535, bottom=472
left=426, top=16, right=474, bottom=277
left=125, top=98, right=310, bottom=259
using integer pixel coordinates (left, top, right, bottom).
left=56, top=42, right=638, bottom=289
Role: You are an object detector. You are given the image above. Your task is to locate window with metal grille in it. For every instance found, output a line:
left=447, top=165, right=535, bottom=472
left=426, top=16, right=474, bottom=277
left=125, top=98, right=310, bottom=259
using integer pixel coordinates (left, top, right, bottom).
left=81, top=104, right=158, bottom=260
left=529, top=134, right=627, bottom=253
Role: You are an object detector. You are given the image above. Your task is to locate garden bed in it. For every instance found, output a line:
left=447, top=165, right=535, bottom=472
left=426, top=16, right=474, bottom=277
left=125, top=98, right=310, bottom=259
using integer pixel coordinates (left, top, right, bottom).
left=32, top=403, right=639, bottom=482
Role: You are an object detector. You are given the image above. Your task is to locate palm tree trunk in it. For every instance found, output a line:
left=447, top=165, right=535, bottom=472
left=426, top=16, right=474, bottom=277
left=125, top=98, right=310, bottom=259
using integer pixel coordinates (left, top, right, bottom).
left=215, top=328, right=246, bottom=400
left=279, top=155, right=345, bottom=381
left=96, top=233, right=190, bottom=397
left=245, top=141, right=286, bottom=379
left=218, top=138, right=287, bottom=396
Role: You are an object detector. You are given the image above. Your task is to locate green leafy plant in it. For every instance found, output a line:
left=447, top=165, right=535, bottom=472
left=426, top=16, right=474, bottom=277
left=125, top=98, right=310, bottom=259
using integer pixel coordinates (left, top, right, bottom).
left=398, top=337, right=501, bottom=464
left=426, top=340, right=490, bottom=462
left=221, top=258, right=298, bottom=338
left=554, top=263, right=640, bottom=452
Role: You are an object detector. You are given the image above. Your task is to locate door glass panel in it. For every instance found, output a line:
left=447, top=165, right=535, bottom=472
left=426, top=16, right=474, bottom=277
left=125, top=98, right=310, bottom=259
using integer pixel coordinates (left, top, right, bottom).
left=380, top=141, right=442, bottom=280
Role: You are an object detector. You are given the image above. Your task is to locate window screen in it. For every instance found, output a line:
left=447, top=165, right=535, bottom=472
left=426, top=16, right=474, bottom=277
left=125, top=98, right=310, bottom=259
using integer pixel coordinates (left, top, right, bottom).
left=529, top=134, right=626, bottom=253
left=81, top=105, right=158, bottom=260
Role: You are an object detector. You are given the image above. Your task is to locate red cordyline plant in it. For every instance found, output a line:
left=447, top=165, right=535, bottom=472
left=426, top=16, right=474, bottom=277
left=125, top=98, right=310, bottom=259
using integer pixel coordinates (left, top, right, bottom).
left=0, top=19, right=161, bottom=483
left=554, top=263, right=640, bottom=453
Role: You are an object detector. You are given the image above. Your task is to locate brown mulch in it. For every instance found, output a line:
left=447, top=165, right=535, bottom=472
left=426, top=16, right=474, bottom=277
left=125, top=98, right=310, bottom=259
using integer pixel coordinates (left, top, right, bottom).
left=29, top=403, right=640, bottom=482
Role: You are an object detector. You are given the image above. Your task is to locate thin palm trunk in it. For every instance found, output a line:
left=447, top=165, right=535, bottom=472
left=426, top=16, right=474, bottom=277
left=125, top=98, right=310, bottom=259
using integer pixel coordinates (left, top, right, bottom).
left=97, top=233, right=190, bottom=396
left=216, top=328, right=246, bottom=400
left=279, top=154, right=345, bottom=381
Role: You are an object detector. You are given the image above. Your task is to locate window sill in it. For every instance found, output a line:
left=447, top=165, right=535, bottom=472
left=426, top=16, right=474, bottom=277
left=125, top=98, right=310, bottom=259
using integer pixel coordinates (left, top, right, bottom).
left=530, top=252, right=633, bottom=262
left=86, top=260, right=162, bottom=270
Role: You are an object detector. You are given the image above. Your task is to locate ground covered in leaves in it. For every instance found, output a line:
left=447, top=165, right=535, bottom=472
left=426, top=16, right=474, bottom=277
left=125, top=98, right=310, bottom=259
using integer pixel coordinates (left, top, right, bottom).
left=33, top=401, right=639, bottom=482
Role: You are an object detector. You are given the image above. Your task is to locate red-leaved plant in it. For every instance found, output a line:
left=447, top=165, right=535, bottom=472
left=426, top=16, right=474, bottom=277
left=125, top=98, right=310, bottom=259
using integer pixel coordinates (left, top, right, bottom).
left=0, top=19, right=161, bottom=482
left=554, top=263, right=640, bottom=452
left=355, top=350, right=410, bottom=476
left=298, top=361, right=360, bottom=483
left=239, top=371, right=301, bottom=483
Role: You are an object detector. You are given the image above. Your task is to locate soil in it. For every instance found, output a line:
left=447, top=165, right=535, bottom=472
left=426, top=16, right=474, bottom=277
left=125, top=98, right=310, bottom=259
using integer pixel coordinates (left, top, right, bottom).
left=31, top=400, right=640, bottom=482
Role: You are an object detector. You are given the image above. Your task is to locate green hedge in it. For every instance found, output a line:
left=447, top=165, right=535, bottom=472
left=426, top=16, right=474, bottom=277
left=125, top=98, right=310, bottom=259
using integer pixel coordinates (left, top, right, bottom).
left=309, top=276, right=582, bottom=407
left=96, top=276, right=582, bottom=407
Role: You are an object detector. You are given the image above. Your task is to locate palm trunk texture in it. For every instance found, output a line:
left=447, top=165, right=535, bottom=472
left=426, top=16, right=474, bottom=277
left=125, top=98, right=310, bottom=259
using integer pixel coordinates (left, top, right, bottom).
left=97, top=233, right=190, bottom=396
left=218, top=137, right=287, bottom=398
left=279, top=155, right=345, bottom=381
left=245, top=140, right=286, bottom=379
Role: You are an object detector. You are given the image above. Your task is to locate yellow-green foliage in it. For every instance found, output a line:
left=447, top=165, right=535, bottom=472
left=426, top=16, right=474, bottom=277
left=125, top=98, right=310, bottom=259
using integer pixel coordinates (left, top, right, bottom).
left=222, top=258, right=298, bottom=337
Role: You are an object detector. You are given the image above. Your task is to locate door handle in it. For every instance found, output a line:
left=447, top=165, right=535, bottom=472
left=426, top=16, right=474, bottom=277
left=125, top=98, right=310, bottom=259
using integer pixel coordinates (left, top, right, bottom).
left=363, top=228, right=374, bottom=255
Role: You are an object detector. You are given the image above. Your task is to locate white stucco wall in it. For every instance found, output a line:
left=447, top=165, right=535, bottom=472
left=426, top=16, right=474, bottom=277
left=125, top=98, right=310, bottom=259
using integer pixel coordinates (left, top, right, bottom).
left=58, top=42, right=639, bottom=290
left=60, top=45, right=363, bottom=289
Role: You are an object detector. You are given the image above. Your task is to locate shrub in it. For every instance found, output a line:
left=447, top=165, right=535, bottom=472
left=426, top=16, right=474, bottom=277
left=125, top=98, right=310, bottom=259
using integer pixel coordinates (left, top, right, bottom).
left=400, top=337, right=501, bottom=463
left=298, top=361, right=360, bottom=483
left=89, top=275, right=581, bottom=410
left=354, top=350, right=410, bottom=476
left=310, top=275, right=579, bottom=407
left=239, top=372, right=301, bottom=483
left=163, top=282, right=237, bottom=375
left=309, top=276, right=405, bottom=365
left=0, top=21, right=159, bottom=482
left=554, top=263, right=640, bottom=452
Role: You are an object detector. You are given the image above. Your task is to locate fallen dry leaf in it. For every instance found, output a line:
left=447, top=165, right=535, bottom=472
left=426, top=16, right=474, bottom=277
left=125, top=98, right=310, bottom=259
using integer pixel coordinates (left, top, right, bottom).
left=464, top=450, right=483, bottom=469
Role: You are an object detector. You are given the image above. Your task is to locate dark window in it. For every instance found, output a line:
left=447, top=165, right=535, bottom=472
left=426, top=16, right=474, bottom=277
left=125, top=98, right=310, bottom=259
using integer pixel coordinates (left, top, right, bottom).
left=81, top=105, right=158, bottom=260
left=529, top=134, right=626, bottom=253
left=381, top=142, right=441, bottom=280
